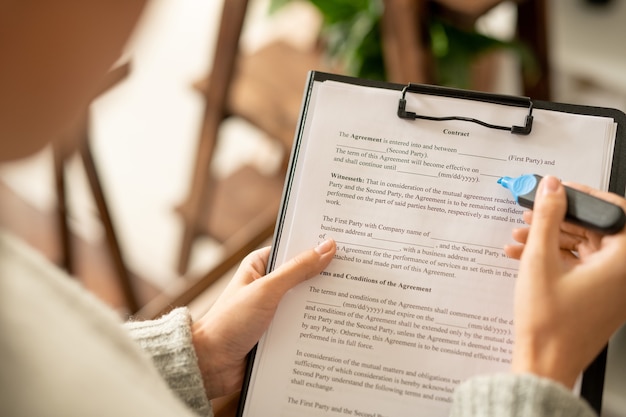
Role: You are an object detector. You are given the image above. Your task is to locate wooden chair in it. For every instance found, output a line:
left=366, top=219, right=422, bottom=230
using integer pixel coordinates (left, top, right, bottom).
left=53, top=62, right=140, bottom=314
left=134, top=0, right=331, bottom=321
left=172, top=0, right=330, bottom=280
left=382, top=0, right=551, bottom=100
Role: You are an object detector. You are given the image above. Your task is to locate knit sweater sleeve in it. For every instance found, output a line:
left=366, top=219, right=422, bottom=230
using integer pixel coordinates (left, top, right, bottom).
left=124, top=308, right=213, bottom=417
left=450, top=373, right=597, bottom=417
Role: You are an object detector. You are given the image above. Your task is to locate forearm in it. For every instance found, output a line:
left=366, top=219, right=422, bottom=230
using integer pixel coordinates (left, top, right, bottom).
left=125, top=308, right=213, bottom=417
left=450, top=373, right=597, bottom=417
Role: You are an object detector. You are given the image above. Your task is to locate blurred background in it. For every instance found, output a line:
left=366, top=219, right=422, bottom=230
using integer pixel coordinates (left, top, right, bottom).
left=0, top=0, right=626, bottom=312
left=1, top=0, right=626, bottom=414
left=0, top=0, right=626, bottom=311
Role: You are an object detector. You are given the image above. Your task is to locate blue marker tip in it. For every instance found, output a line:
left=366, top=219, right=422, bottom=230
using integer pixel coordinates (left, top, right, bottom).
left=497, top=174, right=626, bottom=234
left=497, top=174, right=538, bottom=203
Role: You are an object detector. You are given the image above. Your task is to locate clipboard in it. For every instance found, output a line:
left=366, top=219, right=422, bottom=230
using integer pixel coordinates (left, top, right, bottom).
left=237, top=71, right=626, bottom=416
left=306, top=71, right=626, bottom=195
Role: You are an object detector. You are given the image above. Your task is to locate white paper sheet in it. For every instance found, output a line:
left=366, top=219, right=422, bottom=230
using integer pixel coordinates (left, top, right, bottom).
left=242, top=79, right=617, bottom=417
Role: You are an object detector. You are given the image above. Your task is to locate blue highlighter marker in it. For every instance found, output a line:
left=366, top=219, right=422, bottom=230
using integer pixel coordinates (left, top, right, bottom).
left=498, top=174, right=626, bottom=234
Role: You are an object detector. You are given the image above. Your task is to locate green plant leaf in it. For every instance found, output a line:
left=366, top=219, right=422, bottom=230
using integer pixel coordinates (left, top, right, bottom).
left=268, top=0, right=293, bottom=14
left=268, top=1, right=537, bottom=88
left=430, top=19, right=537, bottom=88
left=309, top=0, right=372, bottom=23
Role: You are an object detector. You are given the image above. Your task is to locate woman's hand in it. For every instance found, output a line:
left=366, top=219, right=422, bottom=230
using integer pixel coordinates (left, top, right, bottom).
left=505, top=176, right=626, bottom=388
left=190, top=239, right=336, bottom=399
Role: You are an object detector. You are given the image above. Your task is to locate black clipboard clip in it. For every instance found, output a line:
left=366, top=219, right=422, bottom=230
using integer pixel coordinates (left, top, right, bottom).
left=398, top=83, right=534, bottom=135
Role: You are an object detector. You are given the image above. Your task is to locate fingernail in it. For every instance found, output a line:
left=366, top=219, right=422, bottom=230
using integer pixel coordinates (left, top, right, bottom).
left=542, top=176, right=560, bottom=195
left=315, top=238, right=334, bottom=255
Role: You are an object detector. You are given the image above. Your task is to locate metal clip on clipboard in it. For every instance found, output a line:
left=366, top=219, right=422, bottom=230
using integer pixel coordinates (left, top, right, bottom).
left=397, top=83, right=534, bottom=135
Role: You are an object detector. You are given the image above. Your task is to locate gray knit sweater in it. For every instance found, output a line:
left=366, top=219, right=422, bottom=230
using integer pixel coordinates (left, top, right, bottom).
left=0, top=231, right=211, bottom=417
left=451, top=373, right=597, bottom=417
left=125, top=308, right=212, bottom=416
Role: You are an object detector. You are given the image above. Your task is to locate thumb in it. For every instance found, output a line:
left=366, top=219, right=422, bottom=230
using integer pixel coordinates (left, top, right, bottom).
left=522, top=176, right=567, bottom=267
left=264, top=239, right=337, bottom=295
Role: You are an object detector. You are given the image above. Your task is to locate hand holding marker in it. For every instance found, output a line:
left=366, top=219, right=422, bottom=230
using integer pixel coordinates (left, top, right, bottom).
left=498, top=174, right=626, bottom=234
